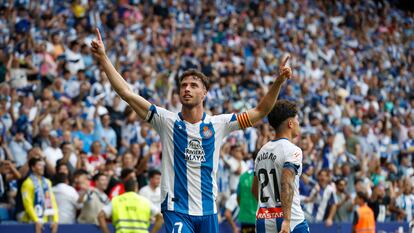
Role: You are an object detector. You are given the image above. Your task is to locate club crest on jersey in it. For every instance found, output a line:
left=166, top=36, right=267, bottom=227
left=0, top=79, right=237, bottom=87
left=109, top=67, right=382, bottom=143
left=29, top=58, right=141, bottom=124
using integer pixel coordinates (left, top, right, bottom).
left=185, top=139, right=206, bottom=162
left=202, top=126, right=213, bottom=139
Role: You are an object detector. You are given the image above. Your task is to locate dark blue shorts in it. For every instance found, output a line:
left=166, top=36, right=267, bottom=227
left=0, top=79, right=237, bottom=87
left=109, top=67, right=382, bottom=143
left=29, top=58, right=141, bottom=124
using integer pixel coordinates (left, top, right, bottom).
left=163, top=211, right=218, bottom=233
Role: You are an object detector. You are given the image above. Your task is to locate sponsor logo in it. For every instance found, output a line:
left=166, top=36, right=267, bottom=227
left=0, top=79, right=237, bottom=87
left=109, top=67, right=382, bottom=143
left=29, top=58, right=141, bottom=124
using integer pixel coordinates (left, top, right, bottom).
left=185, top=139, right=206, bottom=162
left=256, top=208, right=284, bottom=219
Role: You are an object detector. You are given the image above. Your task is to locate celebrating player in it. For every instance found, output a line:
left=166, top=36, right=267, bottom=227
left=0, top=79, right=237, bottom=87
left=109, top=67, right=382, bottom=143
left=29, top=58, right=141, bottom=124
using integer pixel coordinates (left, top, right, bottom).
left=91, top=28, right=291, bottom=233
left=252, top=100, right=309, bottom=233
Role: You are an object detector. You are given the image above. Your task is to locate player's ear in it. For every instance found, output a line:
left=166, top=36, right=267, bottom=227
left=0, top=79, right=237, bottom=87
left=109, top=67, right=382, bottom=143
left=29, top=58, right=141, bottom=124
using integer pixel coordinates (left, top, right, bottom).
left=287, top=119, right=293, bottom=129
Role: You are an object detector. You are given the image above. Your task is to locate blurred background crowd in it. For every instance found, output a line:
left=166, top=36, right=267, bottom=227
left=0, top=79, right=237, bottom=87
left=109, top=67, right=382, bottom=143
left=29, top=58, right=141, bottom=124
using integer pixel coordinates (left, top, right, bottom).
left=0, top=0, right=413, bottom=231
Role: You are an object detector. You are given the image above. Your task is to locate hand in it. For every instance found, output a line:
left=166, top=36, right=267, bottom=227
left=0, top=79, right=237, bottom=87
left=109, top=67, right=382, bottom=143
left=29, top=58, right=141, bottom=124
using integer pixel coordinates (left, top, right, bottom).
left=280, top=220, right=290, bottom=233
left=35, top=221, right=43, bottom=233
left=277, top=54, right=292, bottom=82
left=50, top=222, right=58, bottom=233
left=325, top=218, right=333, bottom=227
left=90, top=28, right=106, bottom=59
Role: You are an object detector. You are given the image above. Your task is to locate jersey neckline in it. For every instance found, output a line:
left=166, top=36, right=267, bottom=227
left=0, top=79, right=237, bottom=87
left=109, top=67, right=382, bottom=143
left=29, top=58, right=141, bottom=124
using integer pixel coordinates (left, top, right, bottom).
left=271, top=138, right=289, bottom=142
left=178, top=112, right=207, bottom=124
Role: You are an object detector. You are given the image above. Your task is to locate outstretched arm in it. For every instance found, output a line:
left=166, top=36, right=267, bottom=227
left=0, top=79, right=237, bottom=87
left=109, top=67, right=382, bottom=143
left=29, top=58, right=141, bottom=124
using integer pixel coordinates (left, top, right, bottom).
left=246, top=55, right=291, bottom=126
left=280, top=167, right=295, bottom=233
left=91, top=28, right=151, bottom=120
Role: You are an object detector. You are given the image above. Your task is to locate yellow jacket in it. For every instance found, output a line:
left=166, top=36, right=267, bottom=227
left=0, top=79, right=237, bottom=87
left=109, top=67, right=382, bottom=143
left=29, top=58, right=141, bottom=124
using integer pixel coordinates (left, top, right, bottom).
left=21, top=176, right=59, bottom=223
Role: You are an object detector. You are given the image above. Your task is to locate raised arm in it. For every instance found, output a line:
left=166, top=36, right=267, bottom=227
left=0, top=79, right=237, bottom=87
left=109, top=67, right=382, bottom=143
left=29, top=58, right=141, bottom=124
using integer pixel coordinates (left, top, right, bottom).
left=280, top=167, right=295, bottom=233
left=90, top=28, right=151, bottom=120
left=246, top=55, right=292, bottom=125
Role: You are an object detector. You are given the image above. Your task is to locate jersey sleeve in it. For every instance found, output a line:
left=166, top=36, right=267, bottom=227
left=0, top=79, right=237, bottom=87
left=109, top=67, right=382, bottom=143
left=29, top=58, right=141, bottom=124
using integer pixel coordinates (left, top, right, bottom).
left=21, top=178, right=38, bottom=222
left=213, top=112, right=254, bottom=136
left=282, top=147, right=303, bottom=175
left=144, top=104, right=175, bottom=133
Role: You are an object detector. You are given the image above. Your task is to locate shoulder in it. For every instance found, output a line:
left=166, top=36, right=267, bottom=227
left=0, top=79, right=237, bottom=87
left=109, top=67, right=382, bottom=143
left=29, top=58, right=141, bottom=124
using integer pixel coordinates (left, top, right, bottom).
left=22, top=177, right=33, bottom=187
left=209, top=113, right=236, bottom=123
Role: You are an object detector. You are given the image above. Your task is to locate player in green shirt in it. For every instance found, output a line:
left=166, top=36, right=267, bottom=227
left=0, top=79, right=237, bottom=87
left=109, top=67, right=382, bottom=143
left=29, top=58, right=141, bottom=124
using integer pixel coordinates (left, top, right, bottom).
left=237, top=169, right=258, bottom=233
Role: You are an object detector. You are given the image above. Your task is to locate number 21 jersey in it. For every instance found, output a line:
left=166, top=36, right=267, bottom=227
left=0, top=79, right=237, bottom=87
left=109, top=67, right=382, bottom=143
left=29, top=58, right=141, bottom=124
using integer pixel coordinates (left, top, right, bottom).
left=254, top=138, right=305, bottom=231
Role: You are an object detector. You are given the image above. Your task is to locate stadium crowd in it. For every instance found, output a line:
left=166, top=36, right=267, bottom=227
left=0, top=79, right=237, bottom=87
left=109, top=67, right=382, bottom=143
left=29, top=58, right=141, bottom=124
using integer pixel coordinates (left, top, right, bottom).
left=0, top=0, right=413, bottom=231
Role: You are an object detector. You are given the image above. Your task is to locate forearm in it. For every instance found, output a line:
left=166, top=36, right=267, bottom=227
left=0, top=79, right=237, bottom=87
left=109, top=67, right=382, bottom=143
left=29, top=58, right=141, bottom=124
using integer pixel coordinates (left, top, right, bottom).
left=98, top=212, right=110, bottom=233
left=98, top=55, right=131, bottom=96
left=327, top=204, right=337, bottom=220
left=248, top=79, right=285, bottom=124
left=281, top=169, right=295, bottom=221
left=150, top=214, right=164, bottom=233
left=97, top=55, right=150, bottom=119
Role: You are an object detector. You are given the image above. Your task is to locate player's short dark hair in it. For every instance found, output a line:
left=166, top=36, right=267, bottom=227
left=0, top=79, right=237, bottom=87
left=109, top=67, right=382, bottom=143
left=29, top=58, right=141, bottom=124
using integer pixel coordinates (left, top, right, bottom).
left=267, top=100, right=298, bottom=132
left=148, top=169, right=161, bottom=179
left=179, top=69, right=209, bottom=90
left=124, top=179, right=138, bottom=192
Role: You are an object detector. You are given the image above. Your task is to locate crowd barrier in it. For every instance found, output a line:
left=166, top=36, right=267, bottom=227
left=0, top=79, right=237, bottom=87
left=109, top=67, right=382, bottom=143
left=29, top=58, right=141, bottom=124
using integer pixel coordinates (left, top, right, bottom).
left=0, top=221, right=409, bottom=233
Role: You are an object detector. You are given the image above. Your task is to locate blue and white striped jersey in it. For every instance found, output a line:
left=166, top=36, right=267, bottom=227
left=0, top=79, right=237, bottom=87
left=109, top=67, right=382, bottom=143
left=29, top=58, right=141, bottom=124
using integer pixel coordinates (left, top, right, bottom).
left=145, top=105, right=242, bottom=216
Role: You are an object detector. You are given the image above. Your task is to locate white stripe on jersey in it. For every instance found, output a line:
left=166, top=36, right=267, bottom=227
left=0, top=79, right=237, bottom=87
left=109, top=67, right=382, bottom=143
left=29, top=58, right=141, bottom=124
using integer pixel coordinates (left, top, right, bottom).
left=254, top=138, right=305, bottom=231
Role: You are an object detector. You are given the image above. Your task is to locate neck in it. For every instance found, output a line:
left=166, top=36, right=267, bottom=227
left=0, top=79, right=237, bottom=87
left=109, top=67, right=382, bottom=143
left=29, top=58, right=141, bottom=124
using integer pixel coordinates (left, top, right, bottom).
left=150, top=184, right=157, bottom=190
left=274, top=131, right=293, bottom=142
left=181, top=104, right=204, bottom=124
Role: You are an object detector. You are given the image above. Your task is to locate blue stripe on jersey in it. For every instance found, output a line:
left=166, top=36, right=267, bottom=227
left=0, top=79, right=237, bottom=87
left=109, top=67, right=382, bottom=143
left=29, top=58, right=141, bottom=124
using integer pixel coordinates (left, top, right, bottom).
left=283, top=162, right=300, bottom=175
left=230, top=114, right=237, bottom=122
left=173, top=120, right=189, bottom=214
left=200, top=121, right=215, bottom=215
left=147, top=104, right=157, bottom=123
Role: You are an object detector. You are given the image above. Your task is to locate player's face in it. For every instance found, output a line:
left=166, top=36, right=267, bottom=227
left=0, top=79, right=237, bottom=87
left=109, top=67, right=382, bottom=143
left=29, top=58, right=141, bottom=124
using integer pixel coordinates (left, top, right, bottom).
left=179, top=76, right=207, bottom=108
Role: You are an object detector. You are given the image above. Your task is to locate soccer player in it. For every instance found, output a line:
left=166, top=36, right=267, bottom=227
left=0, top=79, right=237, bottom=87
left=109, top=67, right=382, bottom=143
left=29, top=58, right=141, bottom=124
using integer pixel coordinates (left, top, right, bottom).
left=91, top=28, right=291, bottom=233
left=252, top=100, right=309, bottom=233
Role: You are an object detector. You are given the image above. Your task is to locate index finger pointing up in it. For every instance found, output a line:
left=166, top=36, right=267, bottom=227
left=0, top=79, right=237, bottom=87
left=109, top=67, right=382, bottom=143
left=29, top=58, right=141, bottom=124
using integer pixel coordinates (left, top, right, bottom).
left=96, top=28, right=102, bottom=42
left=280, top=54, right=290, bottom=67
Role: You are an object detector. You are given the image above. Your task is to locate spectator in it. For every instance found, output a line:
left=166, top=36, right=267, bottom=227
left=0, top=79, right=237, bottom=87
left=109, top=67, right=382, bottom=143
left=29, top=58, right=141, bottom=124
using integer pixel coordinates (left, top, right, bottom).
left=368, top=184, right=392, bottom=222
left=139, top=169, right=161, bottom=210
left=0, top=160, right=21, bottom=219
left=9, top=129, right=32, bottom=168
left=309, top=169, right=337, bottom=226
left=43, top=130, right=62, bottom=169
left=77, top=173, right=109, bottom=224
left=334, top=178, right=353, bottom=222
left=52, top=173, right=81, bottom=224
left=20, top=157, right=58, bottom=233
left=394, top=177, right=414, bottom=222
left=223, top=145, right=248, bottom=194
